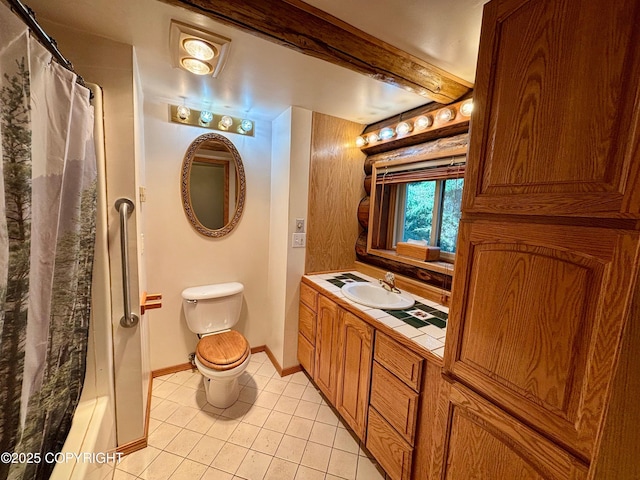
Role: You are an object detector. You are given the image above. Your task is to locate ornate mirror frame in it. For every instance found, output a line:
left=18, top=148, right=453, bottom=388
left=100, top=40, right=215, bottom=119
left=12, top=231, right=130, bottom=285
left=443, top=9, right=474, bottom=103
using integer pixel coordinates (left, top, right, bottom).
left=181, top=133, right=246, bottom=237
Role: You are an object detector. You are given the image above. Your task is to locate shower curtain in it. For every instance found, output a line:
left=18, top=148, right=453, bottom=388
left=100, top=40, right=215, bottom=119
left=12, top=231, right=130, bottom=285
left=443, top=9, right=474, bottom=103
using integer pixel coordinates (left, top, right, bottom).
left=0, top=4, right=97, bottom=480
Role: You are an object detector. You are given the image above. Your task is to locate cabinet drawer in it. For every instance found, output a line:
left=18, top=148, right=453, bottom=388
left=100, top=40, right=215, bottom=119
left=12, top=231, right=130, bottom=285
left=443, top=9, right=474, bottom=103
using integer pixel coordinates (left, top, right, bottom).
left=300, top=283, right=318, bottom=311
left=299, top=302, right=316, bottom=344
left=370, top=362, right=419, bottom=445
left=298, top=333, right=314, bottom=377
left=366, top=407, right=413, bottom=480
left=374, top=332, right=423, bottom=392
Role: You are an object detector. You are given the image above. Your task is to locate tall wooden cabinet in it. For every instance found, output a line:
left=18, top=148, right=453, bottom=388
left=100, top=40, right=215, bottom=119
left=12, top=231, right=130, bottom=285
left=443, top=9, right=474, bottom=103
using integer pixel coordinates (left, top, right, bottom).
left=439, top=0, right=640, bottom=478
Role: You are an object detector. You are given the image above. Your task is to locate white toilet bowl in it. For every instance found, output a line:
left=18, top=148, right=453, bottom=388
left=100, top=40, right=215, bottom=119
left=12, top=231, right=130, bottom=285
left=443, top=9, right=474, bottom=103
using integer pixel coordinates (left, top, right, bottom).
left=181, top=282, right=250, bottom=409
left=195, top=351, right=251, bottom=408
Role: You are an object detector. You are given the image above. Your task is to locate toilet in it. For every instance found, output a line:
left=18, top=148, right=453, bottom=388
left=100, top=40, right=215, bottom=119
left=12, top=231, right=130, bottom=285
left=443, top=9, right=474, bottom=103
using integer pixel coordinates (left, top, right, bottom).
left=181, top=282, right=250, bottom=408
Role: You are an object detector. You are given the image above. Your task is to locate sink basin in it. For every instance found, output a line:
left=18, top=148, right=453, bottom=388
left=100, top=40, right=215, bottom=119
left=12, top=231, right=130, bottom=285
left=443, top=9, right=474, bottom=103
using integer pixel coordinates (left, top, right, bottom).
left=341, top=282, right=415, bottom=310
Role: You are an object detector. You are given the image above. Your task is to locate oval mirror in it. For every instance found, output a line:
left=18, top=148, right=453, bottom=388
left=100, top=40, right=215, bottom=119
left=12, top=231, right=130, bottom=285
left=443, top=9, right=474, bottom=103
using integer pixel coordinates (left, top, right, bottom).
left=181, top=133, right=246, bottom=237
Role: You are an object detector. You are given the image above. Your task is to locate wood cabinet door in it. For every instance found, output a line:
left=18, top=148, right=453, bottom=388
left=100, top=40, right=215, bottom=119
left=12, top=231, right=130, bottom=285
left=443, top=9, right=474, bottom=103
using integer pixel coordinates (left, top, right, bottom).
left=335, top=310, right=373, bottom=439
left=314, top=294, right=339, bottom=403
left=432, top=382, right=588, bottom=480
left=445, top=220, right=640, bottom=460
left=463, top=0, right=640, bottom=218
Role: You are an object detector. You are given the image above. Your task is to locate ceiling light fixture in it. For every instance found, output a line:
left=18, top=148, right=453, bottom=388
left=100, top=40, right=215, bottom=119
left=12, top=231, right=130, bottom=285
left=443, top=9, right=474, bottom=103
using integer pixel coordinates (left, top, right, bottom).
left=180, top=58, right=213, bottom=75
left=182, top=38, right=216, bottom=61
left=366, top=133, right=379, bottom=144
left=355, top=136, right=367, bottom=147
left=170, top=20, right=231, bottom=78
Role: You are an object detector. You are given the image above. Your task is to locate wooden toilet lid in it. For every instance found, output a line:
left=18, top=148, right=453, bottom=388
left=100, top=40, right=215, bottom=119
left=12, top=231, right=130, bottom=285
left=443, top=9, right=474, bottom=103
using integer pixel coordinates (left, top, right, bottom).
left=196, top=331, right=250, bottom=371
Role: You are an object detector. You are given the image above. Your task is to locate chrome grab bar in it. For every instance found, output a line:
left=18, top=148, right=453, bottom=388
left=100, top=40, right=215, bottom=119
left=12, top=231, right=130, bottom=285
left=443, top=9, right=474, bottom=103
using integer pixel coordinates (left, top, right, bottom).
left=115, top=198, right=139, bottom=328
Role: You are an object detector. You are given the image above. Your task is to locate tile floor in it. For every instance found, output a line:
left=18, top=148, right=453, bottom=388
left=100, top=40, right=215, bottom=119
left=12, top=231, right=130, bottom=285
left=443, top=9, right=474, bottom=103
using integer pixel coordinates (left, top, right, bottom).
left=114, top=352, right=388, bottom=480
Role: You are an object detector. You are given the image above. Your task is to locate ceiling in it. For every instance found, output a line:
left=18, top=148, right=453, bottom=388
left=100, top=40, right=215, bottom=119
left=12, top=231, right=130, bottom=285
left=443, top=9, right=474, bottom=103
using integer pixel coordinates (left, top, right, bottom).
left=24, top=0, right=486, bottom=123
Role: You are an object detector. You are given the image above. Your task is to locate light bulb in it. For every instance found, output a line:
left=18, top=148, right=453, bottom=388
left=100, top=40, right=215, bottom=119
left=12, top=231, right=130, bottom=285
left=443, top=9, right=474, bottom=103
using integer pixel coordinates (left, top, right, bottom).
left=182, top=39, right=216, bottom=61
left=180, top=58, right=213, bottom=75
left=460, top=99, right=473, bottom=117
left=240, top=119, right=253, bottom=132
left=355, top=136, right=367, bottom=147
left=414, top=115, right=433, bottom=130
left=396, top=121, right=412, bottom=136
left=379, top=127, right=395, bottom=140
left=366, top=133, right=379, bottom=144
left=199, top=110, right=213, bottom=124
left=436, top=108, right=455, bottom=124
left=218, top=115, right=233, bottom=130
left=176, top=105, right=191, bottom=120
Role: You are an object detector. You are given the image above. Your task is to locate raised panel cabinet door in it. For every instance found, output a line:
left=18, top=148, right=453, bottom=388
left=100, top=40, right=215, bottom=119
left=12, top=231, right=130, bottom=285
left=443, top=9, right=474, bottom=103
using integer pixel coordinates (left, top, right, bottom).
left=298, top=333, right=315, bottom=377
left=335, top=310, right=373, bottom=439
left=298, top=301, right=316, bottom=344
left=432, top=382, right=588, bottom=480
left=445, top=220, right=640, bottom=460
left=314, top=294, right=339, bottom=403
left=463, top=0, right=640, bottom=217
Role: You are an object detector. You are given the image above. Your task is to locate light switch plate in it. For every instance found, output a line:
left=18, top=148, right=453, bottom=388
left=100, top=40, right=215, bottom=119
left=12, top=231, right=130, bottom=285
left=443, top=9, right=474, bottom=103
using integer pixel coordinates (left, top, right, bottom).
left=292, top=233, right=306, bottom=248
left=295, top=218, right=305, bottom=233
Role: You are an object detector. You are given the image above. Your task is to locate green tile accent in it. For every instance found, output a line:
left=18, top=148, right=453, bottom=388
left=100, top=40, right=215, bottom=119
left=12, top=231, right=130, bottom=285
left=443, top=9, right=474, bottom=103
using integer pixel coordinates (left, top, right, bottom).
left=402, top=317, right=429, bottom=329
left=425, top=317, right=447, bottom=329
left=327, top=279, right=344, bottom=287
left=430, top=310, right=448, bottom=321
left=386, top=310, right=411, bottom=320
left=343, top=273, right=368, bottom=282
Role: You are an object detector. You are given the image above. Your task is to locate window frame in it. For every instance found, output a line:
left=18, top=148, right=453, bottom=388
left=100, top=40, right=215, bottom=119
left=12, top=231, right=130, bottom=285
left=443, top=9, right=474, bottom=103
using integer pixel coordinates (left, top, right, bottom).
left=367, top=148, right=466, bottom=271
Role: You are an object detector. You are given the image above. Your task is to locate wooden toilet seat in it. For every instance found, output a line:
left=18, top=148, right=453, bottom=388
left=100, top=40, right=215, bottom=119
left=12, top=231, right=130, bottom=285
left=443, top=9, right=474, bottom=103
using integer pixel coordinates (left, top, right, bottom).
left=196, top=330, right=250, bottom=371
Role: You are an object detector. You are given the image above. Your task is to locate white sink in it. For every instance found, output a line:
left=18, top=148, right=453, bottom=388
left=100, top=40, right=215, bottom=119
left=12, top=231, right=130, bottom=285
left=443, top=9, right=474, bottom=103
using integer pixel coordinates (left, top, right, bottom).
left=341, top=282, right=415, bottom=310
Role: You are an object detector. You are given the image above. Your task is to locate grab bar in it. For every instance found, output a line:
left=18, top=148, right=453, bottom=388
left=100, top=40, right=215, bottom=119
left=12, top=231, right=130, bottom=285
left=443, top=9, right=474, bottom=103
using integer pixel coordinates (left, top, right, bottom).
left=115, top=198, right=139, bottom=328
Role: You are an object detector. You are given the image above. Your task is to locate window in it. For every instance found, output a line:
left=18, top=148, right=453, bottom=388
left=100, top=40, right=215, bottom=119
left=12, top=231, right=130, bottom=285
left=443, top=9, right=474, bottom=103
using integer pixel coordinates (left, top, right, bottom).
left=369, top=153, right=465, bottom=265
left=396, top=177, right=464, bottom=254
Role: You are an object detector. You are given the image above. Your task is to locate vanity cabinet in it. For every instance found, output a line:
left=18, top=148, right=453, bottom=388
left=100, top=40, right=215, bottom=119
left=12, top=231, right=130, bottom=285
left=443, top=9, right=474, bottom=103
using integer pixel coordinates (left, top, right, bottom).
left=440, top=0, right=640, bottom=477
left=297, top=280, right=446, bottom=480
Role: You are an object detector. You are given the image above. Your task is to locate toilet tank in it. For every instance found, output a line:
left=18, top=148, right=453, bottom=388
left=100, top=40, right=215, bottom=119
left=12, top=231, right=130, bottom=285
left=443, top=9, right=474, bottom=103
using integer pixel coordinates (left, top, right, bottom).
left=181, top=282, right=244, bottom=334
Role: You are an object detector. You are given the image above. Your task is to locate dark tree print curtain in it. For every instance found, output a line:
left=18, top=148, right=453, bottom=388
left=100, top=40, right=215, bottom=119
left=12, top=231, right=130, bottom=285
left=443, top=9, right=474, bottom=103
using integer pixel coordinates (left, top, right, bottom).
left=0, top=5, right=97, bottom=479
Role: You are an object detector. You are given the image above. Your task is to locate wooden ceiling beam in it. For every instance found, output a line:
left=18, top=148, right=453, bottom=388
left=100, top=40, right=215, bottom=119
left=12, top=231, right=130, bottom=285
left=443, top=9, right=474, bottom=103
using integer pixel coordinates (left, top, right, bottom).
left=160, top=0, right=473, bottom=103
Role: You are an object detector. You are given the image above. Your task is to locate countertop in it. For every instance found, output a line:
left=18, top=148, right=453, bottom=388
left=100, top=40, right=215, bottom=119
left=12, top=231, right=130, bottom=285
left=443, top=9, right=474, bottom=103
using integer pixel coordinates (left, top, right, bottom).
left=303, top=271, right=448, bottom=358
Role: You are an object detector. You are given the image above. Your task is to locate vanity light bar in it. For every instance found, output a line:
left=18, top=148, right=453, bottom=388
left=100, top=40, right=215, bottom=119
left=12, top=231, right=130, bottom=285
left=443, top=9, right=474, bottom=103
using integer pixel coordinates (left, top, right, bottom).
left=357, top=98, right=472, bottom=150
left=169, top=105, right=255, bottom=137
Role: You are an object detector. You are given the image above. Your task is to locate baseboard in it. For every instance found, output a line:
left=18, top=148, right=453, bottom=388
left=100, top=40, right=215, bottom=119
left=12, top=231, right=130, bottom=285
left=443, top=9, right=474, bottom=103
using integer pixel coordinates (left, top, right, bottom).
left=151, top=362, right=194, bottom=378
left=117, top=436, right=147, bottom=456
left=260, top=345, right=302, bottom=378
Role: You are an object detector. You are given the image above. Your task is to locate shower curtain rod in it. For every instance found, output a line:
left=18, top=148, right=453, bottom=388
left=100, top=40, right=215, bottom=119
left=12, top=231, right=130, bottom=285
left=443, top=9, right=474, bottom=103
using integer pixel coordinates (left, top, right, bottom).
left=5, top=0, right=89, bottom=90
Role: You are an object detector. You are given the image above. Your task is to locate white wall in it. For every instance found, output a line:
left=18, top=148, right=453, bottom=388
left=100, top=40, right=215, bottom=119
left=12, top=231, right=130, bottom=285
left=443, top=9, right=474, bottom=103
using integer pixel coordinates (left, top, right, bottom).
left=268, top=107, right=313, bottom=369
left=143, top=98, right=273, bottom=370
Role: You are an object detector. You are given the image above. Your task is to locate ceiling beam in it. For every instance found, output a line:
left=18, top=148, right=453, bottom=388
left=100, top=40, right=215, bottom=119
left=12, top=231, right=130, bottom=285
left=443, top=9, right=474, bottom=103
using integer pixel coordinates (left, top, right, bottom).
left=159, top=0, right=473, bottom=103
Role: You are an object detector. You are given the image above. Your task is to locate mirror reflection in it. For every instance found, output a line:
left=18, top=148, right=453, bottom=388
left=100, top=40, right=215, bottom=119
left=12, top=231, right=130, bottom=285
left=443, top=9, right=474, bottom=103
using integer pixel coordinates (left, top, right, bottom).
left=181, top=133, right=246, bottom=237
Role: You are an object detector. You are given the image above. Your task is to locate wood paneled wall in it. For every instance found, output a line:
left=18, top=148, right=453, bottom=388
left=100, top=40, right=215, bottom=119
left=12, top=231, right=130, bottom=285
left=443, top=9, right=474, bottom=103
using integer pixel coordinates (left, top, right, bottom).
left=306, top=113, right=366, bottom=273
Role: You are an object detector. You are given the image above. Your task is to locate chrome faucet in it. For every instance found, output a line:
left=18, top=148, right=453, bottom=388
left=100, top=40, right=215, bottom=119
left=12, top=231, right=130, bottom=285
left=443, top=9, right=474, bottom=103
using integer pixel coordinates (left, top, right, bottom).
left=379, top=272, right=401, bottom=293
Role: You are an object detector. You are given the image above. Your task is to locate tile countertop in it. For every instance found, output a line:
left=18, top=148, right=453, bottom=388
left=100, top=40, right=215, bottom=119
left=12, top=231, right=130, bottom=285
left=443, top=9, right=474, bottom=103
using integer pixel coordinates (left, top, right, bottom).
left=303, top=271, right=448, bottom=359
